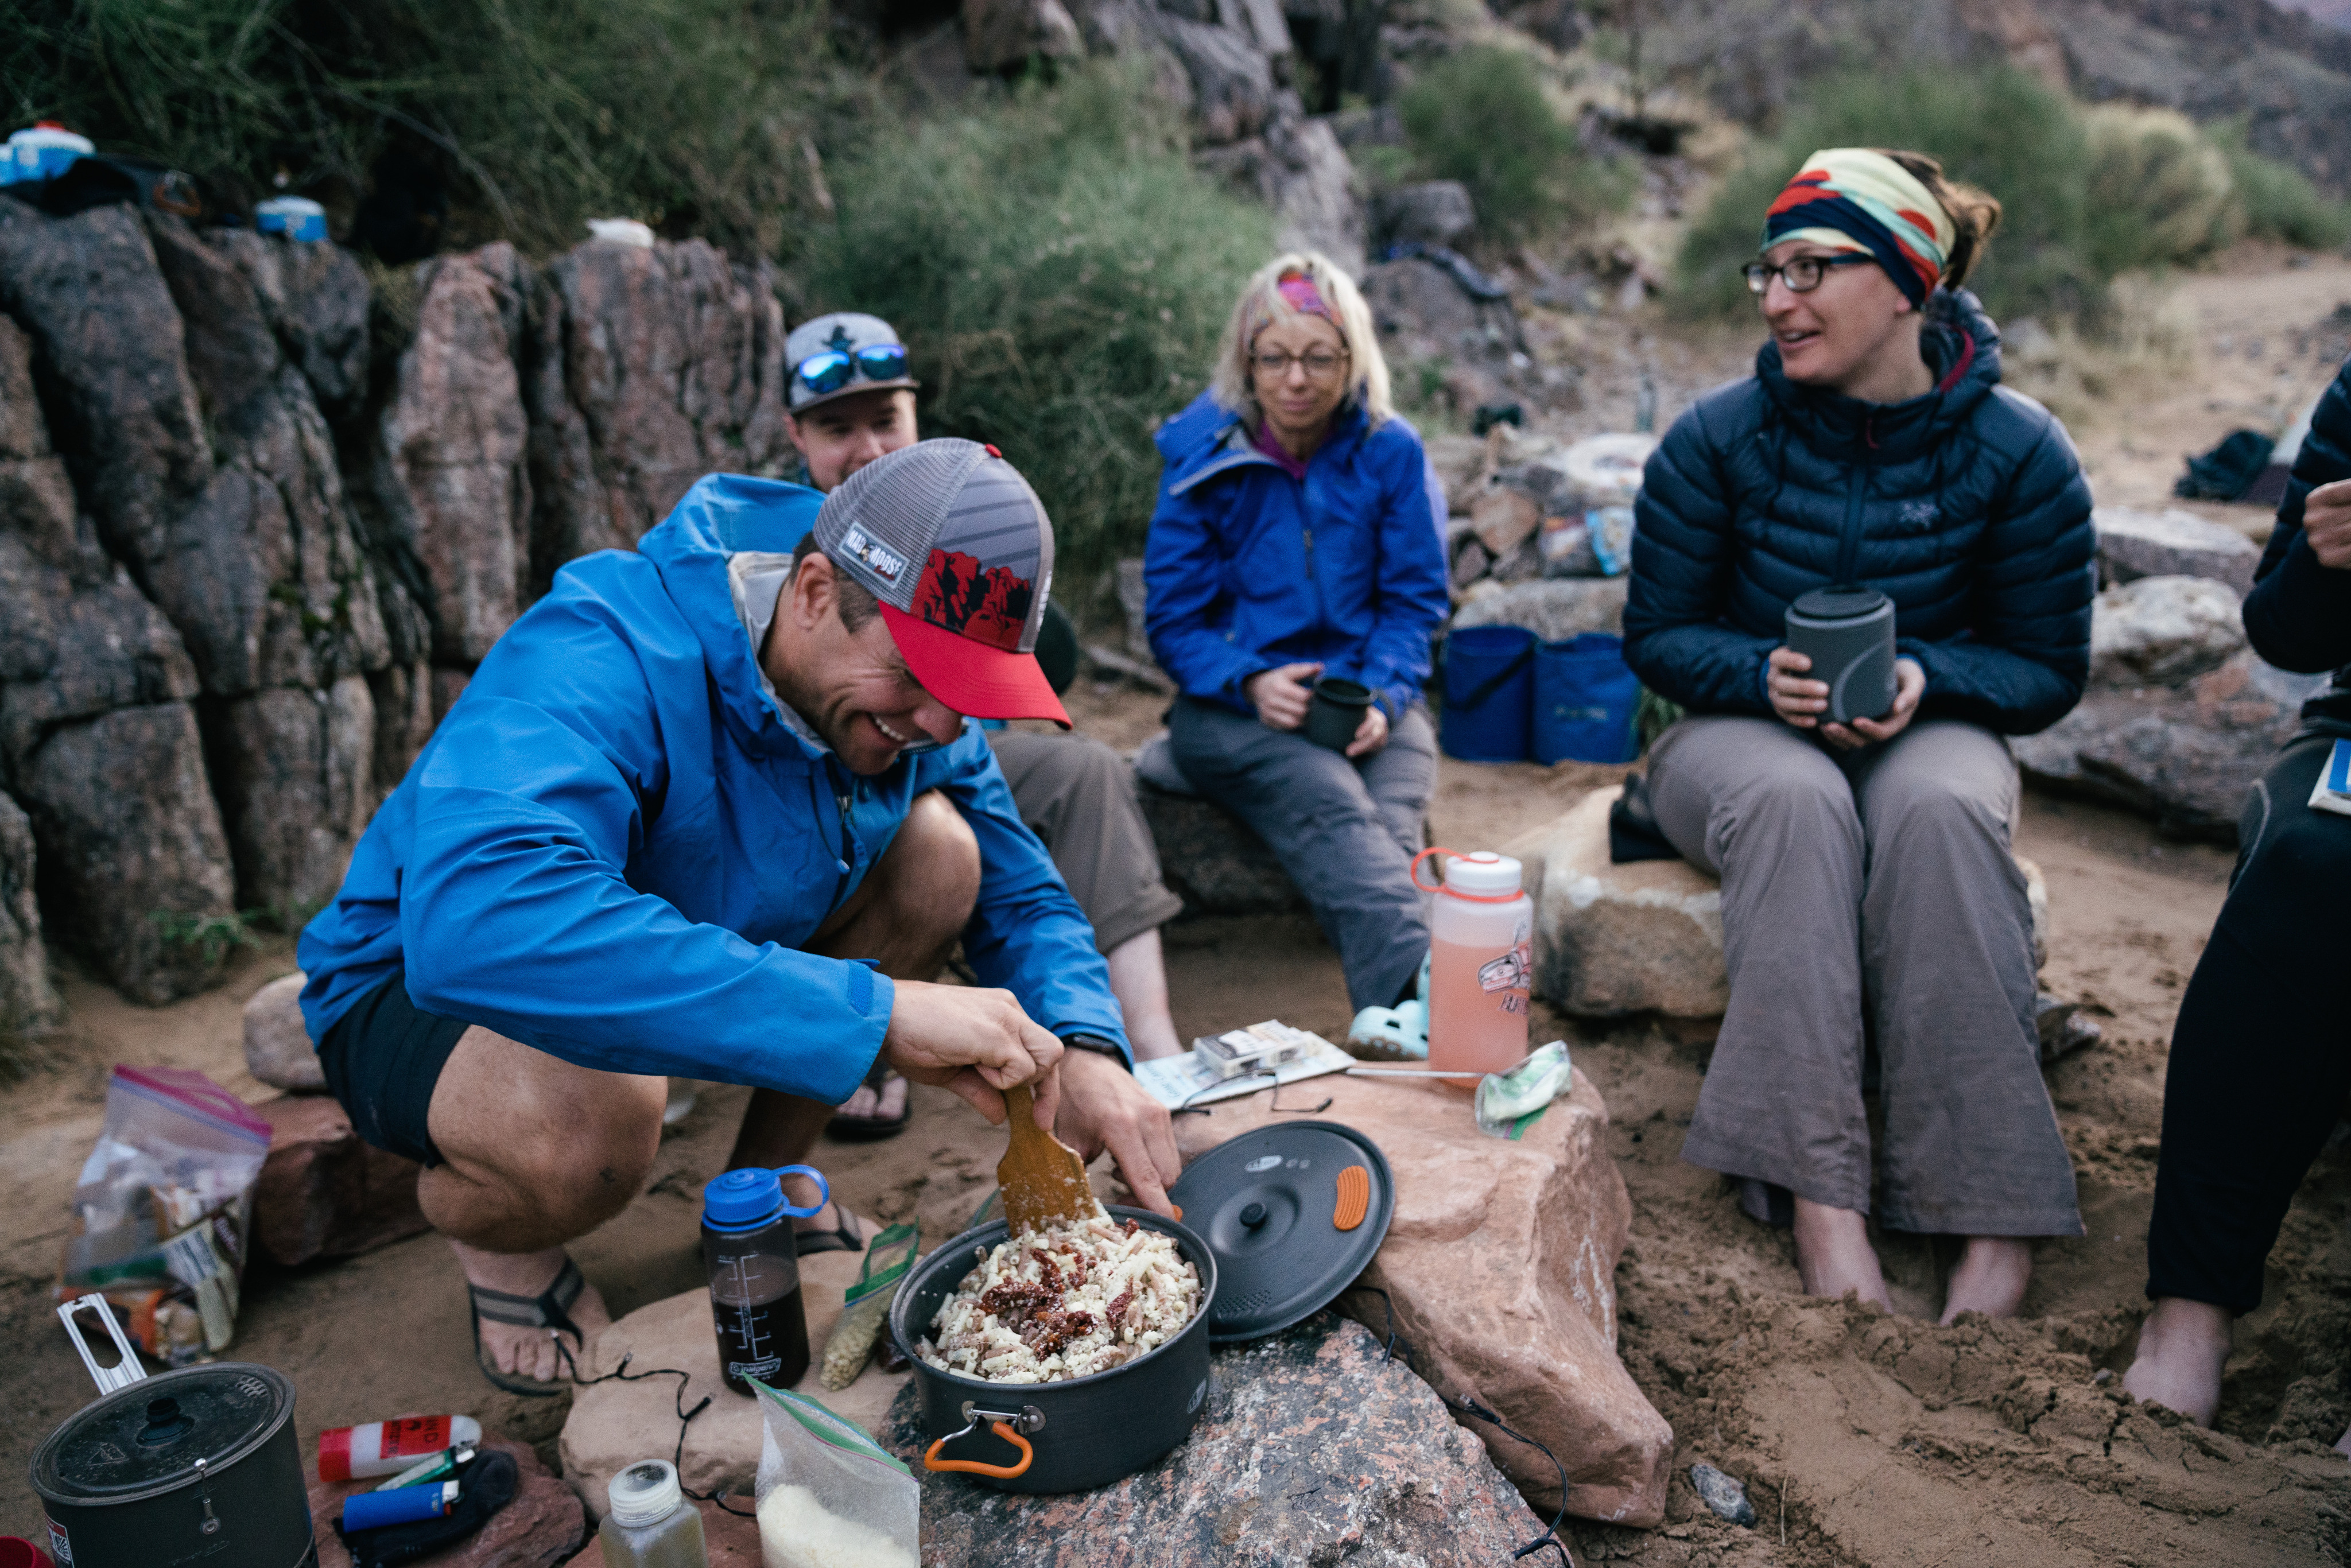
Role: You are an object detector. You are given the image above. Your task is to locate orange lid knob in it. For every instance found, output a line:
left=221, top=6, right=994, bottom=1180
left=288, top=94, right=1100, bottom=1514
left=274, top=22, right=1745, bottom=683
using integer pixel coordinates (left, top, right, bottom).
left=1333, top=1165, right=1371, bottom=1232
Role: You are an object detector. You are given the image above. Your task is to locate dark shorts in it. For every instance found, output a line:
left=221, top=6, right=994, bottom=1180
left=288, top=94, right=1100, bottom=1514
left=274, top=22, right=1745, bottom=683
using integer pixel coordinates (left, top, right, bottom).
left=317, top=969, right=472, bottom=1167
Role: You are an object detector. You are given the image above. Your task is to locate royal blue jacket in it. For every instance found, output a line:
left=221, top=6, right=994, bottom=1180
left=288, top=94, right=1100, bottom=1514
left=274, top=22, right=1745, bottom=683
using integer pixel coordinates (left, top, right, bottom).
left=1624, top=289, right=2096, bottom=735
left=1144, top=391, right=1450, bottom=721
left=297, top=474, right=1127, bottom=1101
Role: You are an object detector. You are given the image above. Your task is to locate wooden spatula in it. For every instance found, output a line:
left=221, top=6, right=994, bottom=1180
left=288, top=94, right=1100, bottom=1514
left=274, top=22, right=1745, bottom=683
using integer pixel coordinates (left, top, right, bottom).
left=996, top=1083, right=1105, bottom=1235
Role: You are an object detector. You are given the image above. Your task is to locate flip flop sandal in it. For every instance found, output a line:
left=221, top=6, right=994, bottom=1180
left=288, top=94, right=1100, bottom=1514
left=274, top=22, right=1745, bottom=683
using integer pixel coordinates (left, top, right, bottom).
left=826, top=1064, right=911, bottom=1142
left=470, top=1255, right=590, bottom=1398
left=794, top=1205, right=867, bottom=1257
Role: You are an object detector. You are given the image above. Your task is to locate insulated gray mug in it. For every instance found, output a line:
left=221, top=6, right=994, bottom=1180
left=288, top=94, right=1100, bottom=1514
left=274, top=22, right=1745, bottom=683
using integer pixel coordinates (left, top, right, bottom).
left=1783, top=585, right=1898, bottom=724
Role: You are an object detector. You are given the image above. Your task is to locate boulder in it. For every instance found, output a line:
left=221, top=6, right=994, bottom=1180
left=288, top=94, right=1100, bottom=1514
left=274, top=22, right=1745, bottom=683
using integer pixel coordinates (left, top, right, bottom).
left=964, top=0, right=1084, bottom=72
left=13, top=703, right=238, bottom=1003
left=1220, top=0, right=1295, bottom=59
left=311, top=1434, right=585, bottom=1568
left=370, top=243, right=534, bottom=667
left=1173, top=1073, right=1672, bottom=1526
left=1425, top=432, right=1488, bottom=515
left=0, top=790, right=60, bottom=1039
left=1506, top=786, right=2053, bottom=1018
left=1470, top=482, right=1540, bottom=556
left=246, top=970, right=324, bottom=1091
left=368, top=657, right=440, bottom=797
left=1151, top=14, right=1280, bottom=145
left=525, top=238, right=790, bottom=586
left=1134, top=782, right=1306, bottom=914
left=890, top=1312, right=1555, bottom=1559
left=216, top=678, right=377, bottom=923
left=2094, top=504, right=2261, bottom=596
left=1450, top=576, right=1628, bottom=641
left=253, top=1091, right=429, bottom=1266
left=2014, top=649, right=2331, bottom=841
left=1193, top=114, right=1368, bottom=279
left=2089, top=574, right=2245, bottom=688
left=205, top=228, right=373, bottom=420
left=1373, top=178, right=1476, bottom=247
left=1364, top=255, right=1481, bottom=341
left=561, top=1249, right=911, bottom=1519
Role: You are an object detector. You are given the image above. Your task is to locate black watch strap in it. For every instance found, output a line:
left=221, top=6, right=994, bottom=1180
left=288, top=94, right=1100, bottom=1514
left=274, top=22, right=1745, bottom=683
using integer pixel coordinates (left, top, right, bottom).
left=1061, top=1033, right=1131, bottom=1070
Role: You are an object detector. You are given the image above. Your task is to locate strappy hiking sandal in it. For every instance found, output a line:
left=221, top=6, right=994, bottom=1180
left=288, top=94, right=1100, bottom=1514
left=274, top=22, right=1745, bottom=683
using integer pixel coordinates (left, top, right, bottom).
left=470, top=1255, right=591, bottom=1397
left=825, top=1062, right=911, bottom=1142
left=794, top=1204, right=867, bottom=1256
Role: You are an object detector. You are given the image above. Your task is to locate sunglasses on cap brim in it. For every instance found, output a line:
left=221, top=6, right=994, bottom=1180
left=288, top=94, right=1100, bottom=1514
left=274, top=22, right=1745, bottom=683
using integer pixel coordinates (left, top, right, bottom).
left=794, top=344, right=910, bottom=396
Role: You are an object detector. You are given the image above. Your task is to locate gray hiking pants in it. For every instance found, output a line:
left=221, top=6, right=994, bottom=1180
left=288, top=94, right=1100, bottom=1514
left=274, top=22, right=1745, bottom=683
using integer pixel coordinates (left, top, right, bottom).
left=1647, top=715, right=2080, bottom=1237
left=1169, top=696, right=1437, bottom=1013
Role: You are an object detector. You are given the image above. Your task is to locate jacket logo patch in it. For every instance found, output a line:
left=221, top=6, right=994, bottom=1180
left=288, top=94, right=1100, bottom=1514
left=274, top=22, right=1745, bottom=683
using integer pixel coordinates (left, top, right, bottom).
left=1898, top=500, right=1939, bottom=527
left=840, top=524, right=905, bottom=583
left=911, top=548, right=1033, bottom=650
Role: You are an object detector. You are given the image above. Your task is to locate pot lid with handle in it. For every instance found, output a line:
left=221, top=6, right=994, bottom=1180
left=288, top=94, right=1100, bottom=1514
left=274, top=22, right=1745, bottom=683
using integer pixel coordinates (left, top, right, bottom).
left=34, top=1362, right=296, bottom=1504
left=1167, top=1121, right=1394, bottom=1344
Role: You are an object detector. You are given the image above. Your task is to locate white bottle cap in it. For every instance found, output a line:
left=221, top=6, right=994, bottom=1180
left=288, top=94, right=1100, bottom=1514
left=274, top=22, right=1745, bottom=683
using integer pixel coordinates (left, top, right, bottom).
left=606, top=1458, right=684, bottom=1528
left=1440, top=851, right=1522, bottom=897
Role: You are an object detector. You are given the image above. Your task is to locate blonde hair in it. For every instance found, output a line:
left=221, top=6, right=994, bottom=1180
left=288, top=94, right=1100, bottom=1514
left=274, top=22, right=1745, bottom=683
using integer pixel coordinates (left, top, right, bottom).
left=1209, top=251, right=1392, bottom=430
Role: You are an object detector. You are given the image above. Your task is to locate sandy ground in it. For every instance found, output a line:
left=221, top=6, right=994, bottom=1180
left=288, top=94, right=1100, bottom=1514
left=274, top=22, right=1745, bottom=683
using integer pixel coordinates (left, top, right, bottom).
left=8, top=254, right=2351, bottom=1562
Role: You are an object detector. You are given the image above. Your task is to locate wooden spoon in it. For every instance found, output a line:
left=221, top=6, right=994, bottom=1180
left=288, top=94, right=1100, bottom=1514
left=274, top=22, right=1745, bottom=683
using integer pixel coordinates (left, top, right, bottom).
left=996, top=1083, right=1105, bottom=1235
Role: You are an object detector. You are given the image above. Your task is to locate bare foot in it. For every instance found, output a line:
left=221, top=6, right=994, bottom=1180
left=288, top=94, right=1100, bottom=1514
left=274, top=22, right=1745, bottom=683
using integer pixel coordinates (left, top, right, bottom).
left=452, top=1240, right=613, bottom=1385
left=1941, top=1236, right=2032, bottom=1324
left=1792, top=1198, right=1894, bottom=1311
left=833, top=1073, right=909, bottom=1125
left=2121, top=1297, right=2230, bottom=1426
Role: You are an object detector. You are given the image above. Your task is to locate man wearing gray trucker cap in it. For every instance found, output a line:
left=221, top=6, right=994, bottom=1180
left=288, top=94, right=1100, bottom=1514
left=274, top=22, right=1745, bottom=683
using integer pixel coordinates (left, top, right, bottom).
left=297, top=437, right=1177, bottom=1394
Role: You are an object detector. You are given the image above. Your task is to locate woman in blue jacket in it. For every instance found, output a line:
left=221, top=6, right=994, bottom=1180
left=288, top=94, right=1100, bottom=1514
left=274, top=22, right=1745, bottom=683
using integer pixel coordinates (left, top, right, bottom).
left=1146, top=253, right=1450, bottom=1020
left=1624, top=149, right=2096, bottom=1321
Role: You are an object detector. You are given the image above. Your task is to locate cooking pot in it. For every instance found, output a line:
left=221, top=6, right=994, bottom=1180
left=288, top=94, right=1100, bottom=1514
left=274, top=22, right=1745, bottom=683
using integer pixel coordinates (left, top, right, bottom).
left=890, top=1206, right=1216, bottom=1495
left=33, top=1298, right=315, bottom=1568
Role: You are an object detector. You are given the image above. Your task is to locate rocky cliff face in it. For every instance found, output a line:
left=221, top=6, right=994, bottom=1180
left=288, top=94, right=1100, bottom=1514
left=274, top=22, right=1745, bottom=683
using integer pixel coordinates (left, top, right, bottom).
left=0, top=207, right=793, bottom=1010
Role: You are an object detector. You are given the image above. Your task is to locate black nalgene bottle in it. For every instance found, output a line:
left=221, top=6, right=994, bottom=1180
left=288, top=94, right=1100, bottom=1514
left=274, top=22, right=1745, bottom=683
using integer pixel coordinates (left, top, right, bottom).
left=700, top=1164, right=827, bottom=1396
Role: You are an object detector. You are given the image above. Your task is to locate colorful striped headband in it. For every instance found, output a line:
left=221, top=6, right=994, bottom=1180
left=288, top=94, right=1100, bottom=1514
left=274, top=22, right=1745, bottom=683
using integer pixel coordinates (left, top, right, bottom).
left=1762, top=148, right=1955, bottom=309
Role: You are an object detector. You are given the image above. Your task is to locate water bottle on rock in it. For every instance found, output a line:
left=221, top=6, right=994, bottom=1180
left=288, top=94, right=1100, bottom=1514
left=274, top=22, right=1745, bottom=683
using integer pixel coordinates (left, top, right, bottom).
left=1416, top=849, right=1533, bottom=1089
left=701, top=1165, right=828, bottom=1396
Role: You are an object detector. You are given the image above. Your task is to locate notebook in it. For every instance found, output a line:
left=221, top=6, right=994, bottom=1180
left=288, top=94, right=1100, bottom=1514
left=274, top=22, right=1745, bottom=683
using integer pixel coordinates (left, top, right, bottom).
left=2308, top=738, right=2351, bottom=818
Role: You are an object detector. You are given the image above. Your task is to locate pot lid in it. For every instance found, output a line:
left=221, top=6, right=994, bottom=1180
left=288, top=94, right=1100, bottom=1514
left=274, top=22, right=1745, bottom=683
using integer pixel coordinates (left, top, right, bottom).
left=1167, top=1121, right=1393, bottom=1344
left=1789, top=585, right=1889, bottom=622
left=34, top=1363, right=294, bottom=1503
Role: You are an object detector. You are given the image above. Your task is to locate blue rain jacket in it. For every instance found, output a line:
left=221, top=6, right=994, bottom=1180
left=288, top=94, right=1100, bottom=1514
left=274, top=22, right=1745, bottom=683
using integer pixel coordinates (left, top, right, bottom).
left=297, top=474, right=1127, bottom=1102
left=1144, top=391, right=1450, bottom=721
left=1625, top=289, right=2096, bottom=735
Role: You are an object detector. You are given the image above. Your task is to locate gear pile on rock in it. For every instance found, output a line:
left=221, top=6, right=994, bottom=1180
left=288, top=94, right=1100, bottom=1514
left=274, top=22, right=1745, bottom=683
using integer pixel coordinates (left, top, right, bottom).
left=921, top=1216, right=1201, bottom=1384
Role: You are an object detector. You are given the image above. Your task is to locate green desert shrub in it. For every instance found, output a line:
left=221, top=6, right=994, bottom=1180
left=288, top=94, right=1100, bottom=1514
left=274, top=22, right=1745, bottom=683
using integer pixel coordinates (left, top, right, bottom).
left=2, top=0, right=846, bottom=254
left=2082, top=103, right=2241, bottom=274
left=801, top=65, right=1274, bottom=587
left=2209, top=121, right=2351, bottom=250
left=1396, top=45, right=1628, bottom=240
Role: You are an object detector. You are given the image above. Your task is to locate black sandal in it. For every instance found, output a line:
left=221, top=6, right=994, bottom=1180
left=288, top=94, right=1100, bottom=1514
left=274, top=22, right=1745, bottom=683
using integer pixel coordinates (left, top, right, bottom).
left=469, top=1256, right=591, bottom=1397
left=794, top=1204, right=867, bottom=1256
left=826, top=1062, right=911, bottom=1142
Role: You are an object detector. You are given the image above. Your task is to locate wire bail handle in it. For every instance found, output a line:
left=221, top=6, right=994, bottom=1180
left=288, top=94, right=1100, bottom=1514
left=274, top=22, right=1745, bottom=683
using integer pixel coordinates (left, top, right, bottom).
left=922, top=1402, right=1045, bottom=1478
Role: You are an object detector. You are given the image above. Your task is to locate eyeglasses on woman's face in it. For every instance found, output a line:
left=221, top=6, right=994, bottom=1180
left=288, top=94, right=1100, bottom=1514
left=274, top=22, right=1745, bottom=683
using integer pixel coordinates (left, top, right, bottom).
left=1252, top=347, right=1351, bottom=381
left=1743, top=254, right=1876, bottom=295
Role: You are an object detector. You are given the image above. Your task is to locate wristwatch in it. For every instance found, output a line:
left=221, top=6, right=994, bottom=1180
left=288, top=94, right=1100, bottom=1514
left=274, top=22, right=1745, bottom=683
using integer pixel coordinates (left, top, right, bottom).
left=1060, top=1033, right=1131, bottom=1070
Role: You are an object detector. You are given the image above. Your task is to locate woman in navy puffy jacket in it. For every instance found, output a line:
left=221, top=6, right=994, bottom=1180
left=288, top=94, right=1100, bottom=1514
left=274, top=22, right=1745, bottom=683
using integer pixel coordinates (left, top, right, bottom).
left=1146, top=253, right=1450, bottom=1020
left=1623, top=149, right=2096, bottom=1321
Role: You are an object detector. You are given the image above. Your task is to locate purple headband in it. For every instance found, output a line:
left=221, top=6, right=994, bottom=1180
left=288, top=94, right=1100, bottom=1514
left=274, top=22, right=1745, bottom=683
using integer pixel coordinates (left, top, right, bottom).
left=1276, top=270, right=1332, bottom=319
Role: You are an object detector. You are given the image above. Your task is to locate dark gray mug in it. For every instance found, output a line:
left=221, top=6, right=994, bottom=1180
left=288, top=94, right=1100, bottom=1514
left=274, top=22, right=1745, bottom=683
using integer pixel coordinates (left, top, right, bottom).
left=1303, top=676, right=1374, bottom=751
left=1783, top=585, right=1897, bottom=724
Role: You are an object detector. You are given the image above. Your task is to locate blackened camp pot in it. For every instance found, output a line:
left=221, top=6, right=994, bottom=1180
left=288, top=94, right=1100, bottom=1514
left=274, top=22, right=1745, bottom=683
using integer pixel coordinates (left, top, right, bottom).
left=890, top=1205, right=1217, bottom=1495
left=32, top=1361, right=315, bottom=1568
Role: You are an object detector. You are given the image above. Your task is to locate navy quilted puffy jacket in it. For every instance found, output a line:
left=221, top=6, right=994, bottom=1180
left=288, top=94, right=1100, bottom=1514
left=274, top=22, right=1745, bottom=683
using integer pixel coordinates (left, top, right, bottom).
left=1623, top=289, right=2096, bottom=736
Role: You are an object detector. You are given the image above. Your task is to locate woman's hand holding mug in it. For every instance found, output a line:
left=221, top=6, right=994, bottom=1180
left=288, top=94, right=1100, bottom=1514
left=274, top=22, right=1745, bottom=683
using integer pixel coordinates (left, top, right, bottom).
left=1769, top=646, right=1926, bottom=750
left=1246, top=661, right=1323, bottom=731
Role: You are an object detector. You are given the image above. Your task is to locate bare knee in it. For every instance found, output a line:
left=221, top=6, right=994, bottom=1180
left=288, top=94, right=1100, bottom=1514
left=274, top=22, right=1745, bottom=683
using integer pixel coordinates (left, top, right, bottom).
left=430, top=1048, right=664, bottom=1241
left=884, top=788, right=981, bottom=932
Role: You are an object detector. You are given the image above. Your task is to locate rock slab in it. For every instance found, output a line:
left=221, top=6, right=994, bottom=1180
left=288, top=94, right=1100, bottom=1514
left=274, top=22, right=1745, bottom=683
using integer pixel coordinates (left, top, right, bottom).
left=0, top=789, right=60, bottom=1038
left=1176, top=1072, right=1673, bottom=1527
left=245, top=969, right=325, bottom=1090
left=561, top=1251, right=911, bottom=1519
left=2089, top=573, right=2245, bottom=688
left=309, top=1434, right=584, bottom=1568
left=253, top=1092, right=429, bottom=1267
left=2094, top=504, right=2260, bottom=596
left=1507, top=785, right=2050, bottom=1019
left=1134, top=782, right=1306, bottom=915
left=887, top=1312, right=1552, bottom=1563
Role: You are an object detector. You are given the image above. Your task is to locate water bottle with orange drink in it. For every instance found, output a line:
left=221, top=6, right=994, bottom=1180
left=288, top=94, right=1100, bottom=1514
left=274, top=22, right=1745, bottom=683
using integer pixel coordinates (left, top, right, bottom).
left=1413, top=848, right=1533, bottom=1089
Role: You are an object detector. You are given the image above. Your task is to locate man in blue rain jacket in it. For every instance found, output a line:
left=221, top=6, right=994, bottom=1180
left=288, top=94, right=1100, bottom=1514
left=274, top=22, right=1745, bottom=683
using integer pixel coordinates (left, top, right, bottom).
left=298, top=440, right=1177, bottom=1392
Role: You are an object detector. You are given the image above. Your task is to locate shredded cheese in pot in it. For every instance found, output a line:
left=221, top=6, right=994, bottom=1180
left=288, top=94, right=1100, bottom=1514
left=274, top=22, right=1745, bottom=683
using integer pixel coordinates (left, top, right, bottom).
left=920, top=1216, right=1201, bottom=1383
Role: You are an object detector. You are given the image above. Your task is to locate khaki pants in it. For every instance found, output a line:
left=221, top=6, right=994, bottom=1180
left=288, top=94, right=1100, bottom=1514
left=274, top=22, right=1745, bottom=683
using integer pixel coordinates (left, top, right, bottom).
left=1647, top=715, right=2080, bottom=1237
left=987, top=731, right=1184, bottom=954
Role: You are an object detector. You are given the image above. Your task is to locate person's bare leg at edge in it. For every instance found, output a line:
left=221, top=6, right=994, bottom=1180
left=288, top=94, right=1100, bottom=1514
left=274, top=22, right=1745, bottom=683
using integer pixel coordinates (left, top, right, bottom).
left=430, top=789, right=981, bottom=1384
left=1104, top=927, right=1183, bottom=1061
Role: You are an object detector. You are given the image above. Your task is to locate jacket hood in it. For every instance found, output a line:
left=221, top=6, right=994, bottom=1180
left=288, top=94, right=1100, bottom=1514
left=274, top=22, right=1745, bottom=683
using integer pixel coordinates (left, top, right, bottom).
left=1756, top=287, right=2004, bottom=464
left=635, top=472, right=827, bottom=756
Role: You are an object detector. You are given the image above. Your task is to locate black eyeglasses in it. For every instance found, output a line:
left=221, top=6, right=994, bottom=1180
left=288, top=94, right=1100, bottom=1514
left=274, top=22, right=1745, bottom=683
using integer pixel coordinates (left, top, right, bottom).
left=1252, top=348, right=1349, bottom=381
left=1742, top=255, right=1876, bottom=295
left=794, top=343, right=909, bottom=395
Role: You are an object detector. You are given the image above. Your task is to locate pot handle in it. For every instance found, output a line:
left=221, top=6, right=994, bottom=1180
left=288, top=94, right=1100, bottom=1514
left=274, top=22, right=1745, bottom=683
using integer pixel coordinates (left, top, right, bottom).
left=922, top=1403, right=1041, bottom=1479
left=57, top=1293, right=148, bottom=1395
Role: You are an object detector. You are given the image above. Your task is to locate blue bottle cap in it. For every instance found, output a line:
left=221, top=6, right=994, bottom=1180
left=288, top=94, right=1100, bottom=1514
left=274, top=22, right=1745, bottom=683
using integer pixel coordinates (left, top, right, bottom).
left=701, top=1164, right=828, bottom=1231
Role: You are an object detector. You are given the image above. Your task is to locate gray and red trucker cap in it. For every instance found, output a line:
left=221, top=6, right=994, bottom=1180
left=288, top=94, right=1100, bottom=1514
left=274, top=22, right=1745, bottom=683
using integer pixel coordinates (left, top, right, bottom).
left=810, top=438, right=1069, bottom=727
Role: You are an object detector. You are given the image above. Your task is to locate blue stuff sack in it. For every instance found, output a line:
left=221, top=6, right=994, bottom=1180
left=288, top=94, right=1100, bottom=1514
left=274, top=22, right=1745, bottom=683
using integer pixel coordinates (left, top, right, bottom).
left=1439, top=624, right=1535, bottom=762
left=1533, top=633, right=1641, bottom=765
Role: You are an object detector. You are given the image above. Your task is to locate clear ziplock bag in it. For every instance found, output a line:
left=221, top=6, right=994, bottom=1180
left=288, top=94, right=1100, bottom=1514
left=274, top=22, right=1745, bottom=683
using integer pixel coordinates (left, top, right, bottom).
left=819, top=1222, right=918, bottom=1391
left=750, top=1382, right=918, bottom=1568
